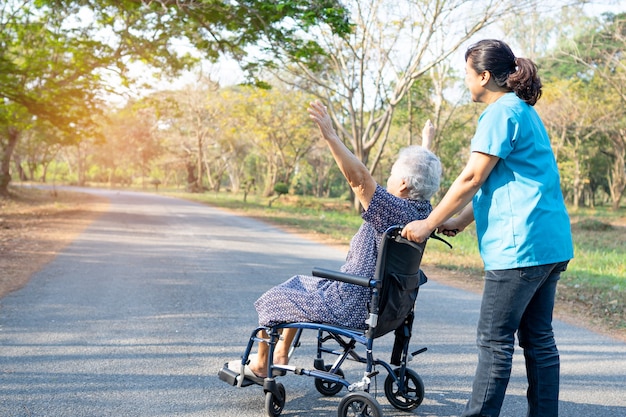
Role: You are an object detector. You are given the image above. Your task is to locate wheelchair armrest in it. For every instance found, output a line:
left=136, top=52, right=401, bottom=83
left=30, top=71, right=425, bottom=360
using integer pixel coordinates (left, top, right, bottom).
left=312, top=267, right=374, bottom=287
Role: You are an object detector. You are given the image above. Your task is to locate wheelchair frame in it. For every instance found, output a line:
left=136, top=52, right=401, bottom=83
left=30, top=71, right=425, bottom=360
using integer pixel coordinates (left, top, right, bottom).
left=219, top=225, right=436, bottom=417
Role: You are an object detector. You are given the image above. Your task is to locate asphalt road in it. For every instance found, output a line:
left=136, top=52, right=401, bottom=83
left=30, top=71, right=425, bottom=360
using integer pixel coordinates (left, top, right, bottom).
left=1, top=187, right=624, bottom=417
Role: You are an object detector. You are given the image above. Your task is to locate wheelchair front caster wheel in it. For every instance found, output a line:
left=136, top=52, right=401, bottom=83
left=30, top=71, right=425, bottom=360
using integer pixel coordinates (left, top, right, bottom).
left=337, top=392, right=382, bottom=417
left=384, top=367, right=424, bottom=411
left=264, top=382, right=286, bottom=417
left=314, top=365, right=345, bottom=396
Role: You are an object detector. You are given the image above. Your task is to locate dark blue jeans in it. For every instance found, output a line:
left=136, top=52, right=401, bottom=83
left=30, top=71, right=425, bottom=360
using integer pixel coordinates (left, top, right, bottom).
left=461, top=261, right=569, bottom=417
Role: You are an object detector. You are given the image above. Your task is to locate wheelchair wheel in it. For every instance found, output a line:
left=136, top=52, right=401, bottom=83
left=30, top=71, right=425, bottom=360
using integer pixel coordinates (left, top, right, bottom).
left=384, top=367, right=424, bottom=411
left=337, top=392, right=382, bottom=417
left=314, top=365, right=345, bottom=396
left=264, top=382, right=286, bottom=417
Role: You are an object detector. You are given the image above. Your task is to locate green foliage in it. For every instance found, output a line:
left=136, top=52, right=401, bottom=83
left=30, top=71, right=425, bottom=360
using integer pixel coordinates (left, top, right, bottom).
left=393, top=77, right=436, bottom=136
left=273, top=182, right=289, bottom=195
left=540, top=12, right=626, bottom=82
left=537, top=11, right=626, bottom=210
left=5, top=1, right=626, bottom=211
left=213, top=84, right=318, bottom=196
left=1, top=0, right=352, bottom=193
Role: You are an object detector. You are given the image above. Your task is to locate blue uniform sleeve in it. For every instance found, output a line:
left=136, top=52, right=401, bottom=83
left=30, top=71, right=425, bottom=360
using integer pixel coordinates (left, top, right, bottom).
left=471, top=103, right=519, bottom=159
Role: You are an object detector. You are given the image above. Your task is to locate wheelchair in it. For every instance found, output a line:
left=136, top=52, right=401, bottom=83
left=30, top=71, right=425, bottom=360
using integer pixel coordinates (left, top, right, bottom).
left=219, top=225, right=448, bottom=416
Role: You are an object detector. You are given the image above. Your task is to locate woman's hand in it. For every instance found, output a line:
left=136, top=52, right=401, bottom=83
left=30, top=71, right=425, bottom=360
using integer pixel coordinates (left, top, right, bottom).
left=437, top=218, right=463, bottom=237
left=401, top=219, right=435, bottom=243
left=307, top=100, right=376, bottom=210
left=422, top=119, right=434, bottom=150
left=308, top=100, right=337, bottom=140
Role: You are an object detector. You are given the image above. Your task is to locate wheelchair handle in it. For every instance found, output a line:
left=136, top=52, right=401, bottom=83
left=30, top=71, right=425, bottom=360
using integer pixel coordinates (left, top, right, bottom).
left=387, top=224, right=453, bottom=249
left=428, top=231, right=453, bottom=249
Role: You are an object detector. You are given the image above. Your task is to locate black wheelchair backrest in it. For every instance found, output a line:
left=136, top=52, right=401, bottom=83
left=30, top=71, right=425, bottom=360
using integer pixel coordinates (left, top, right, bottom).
left=369, top=225, right=427, bottom=339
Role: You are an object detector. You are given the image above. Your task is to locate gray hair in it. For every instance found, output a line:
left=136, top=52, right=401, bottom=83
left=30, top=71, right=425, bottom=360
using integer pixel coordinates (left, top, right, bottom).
left=392, top=145, right=442, bottom=201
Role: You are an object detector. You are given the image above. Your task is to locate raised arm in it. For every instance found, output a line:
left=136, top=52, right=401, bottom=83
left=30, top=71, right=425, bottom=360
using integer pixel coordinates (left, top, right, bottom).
left=421, top=119, right=434, bottom=150
left=308, top=100, right=376, bottom=210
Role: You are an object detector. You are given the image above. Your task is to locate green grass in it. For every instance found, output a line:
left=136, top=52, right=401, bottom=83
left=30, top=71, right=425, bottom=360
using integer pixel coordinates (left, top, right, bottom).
left=167, top=189, right=625, bottom=331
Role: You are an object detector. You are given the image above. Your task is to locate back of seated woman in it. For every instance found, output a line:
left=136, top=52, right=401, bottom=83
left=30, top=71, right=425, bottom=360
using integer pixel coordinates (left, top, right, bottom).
left=228, top=100, right=442, bottom=382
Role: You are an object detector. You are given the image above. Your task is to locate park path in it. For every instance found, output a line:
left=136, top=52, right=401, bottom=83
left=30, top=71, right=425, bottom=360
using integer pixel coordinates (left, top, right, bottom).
left=0, top=187, right=624, bottom=416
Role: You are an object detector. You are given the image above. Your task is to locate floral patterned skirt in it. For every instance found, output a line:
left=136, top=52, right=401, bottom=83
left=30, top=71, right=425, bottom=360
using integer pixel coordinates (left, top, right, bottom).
left=255, top=275, right=371, bottom=329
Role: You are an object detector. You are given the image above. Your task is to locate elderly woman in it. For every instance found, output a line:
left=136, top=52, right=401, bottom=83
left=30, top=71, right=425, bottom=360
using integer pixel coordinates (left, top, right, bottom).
left=229, top=100, right=442, bottom=383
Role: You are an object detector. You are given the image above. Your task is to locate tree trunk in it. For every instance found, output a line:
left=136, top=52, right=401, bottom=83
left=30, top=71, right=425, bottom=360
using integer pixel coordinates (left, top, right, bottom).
left=14, top=158, right=27, bottom=181
left=0, top=127, right=20, bottom=196
left=226, top=163, right=240, bottom=193
left=263, top=162, right=278, bottom=197
left=196, top=134, right=204, bottom=192
left=40, top=163, right=49, bottom=183
left=203, top=157, right=216, bottom=191
left=186, top=162, right=198, bottom=192
left=76, top=144, right=86, bottom=186
left=608, top=133, right=625, bottom=211
left=572, top=157, right=583, bottom=210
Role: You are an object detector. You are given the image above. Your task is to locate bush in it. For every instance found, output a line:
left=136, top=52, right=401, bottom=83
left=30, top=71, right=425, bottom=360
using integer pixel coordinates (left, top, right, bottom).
left=274, top=182, right=289, bottom=195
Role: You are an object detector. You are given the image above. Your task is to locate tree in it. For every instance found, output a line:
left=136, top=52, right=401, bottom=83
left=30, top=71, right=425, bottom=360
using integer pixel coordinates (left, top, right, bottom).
left=213, top=89, right=258, bottom=193
left=300, top=139, right=343, bottom=198
left=95, top=100, right=163, bottom=188
left=0, top=1, right=178, bottom=195
left=0, top=0, right=351, bottom=196
left=226, top=85, right=317, bottom=196
left=251, top=0, right=558, bottom=210
left=14, top=119, right=71, bottom=183
left=145, top=80, right=246, bottom=193
left=538, top=79, right=607, bottom=209
left=172, top=80, right=221, bottom=192
left=581, top=13, right=626, bottom=210
left=542, top=11, right=626, bottom=209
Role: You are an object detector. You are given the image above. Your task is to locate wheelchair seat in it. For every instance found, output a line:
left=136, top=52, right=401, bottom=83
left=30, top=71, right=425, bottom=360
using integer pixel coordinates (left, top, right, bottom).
left=218, top=224, right=434, bottom=417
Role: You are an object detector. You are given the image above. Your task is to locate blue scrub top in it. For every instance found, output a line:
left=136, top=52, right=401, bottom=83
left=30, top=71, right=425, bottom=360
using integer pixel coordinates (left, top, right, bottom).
left=471, top=93, right=574, bottom=270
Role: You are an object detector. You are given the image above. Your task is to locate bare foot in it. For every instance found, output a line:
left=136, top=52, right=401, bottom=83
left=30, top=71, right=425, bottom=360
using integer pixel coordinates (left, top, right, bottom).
left=247, top=362, right=267, bottom=378
left=273, top=354, right=289, bottom=366
left=249, top=354, right=289, bottom=378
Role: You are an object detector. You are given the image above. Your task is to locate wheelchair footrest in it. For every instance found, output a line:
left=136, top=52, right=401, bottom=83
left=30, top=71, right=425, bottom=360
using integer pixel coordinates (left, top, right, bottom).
left=218, top=364, right=258, bottom=387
